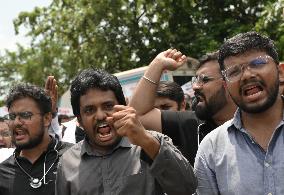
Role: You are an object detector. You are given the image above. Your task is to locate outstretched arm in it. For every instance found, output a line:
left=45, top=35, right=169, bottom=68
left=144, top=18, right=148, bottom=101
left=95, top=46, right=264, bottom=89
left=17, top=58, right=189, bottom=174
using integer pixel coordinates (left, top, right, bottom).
left=45, top=76, right=58, bottom=114
left=45, top=76, right=61, bottom=138
left=129, top=49, right=186, bottom=131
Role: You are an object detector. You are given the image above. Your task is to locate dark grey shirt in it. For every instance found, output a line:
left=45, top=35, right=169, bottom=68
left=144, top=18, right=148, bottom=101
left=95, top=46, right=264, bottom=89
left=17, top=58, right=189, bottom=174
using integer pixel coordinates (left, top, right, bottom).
left=55, top=131, right=197, bottom=195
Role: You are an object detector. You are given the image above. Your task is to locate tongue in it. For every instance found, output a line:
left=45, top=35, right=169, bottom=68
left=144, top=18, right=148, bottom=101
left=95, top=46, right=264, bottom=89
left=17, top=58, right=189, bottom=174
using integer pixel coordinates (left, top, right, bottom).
left=98, top=127, right=110, bottom=135
left=245, top=87, right=260, bottom=96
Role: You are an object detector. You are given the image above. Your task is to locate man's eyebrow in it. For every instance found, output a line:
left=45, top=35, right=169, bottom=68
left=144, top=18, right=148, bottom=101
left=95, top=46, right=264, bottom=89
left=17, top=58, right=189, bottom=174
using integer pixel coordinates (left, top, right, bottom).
left=81, top=105, right=94, bottom=109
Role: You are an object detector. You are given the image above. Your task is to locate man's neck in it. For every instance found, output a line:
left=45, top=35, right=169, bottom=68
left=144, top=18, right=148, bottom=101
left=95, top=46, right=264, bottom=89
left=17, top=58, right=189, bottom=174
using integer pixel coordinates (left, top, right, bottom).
left=213, top=103, right=237, bottom=126
left=241, top=96, right=284, bottom=150
left=20, top=134, right=51, bottom=164
left=88, top=137, right=122, bottom=156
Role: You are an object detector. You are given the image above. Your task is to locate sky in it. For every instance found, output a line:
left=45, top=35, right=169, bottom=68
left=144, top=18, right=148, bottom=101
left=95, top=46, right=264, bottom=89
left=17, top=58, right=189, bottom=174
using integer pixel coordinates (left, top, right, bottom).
left=0, top=0, right=52, bottom=53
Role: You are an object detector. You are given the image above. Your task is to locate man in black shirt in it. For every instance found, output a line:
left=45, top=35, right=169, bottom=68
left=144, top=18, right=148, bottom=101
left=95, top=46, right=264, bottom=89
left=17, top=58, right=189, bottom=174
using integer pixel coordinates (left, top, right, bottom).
left=129, top=49, right=237, bottom=165
left=0, top=84, right=71, bottom=195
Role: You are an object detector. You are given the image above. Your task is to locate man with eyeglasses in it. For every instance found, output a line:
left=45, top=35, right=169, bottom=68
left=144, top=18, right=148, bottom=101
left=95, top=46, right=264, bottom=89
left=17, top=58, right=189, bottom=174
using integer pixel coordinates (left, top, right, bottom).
left=129, top=49, right=236, bottom=165
left=0, top=84, right=72, bottom=195
left=194, top=31, right=284, bottom=194
left=0, top=117, right=14, bottom=163
left=0, top=118, right=12, bottom=149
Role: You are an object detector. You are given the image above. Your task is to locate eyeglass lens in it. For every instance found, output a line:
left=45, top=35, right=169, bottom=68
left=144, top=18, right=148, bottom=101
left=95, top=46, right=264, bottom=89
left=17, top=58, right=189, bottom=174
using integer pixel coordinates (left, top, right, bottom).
left=223, top=55, right=269, bottom=82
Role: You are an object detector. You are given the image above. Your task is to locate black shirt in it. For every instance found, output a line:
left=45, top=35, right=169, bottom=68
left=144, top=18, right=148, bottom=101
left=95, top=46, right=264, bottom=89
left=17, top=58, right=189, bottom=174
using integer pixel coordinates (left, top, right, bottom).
left=0, top=137, right=72, bottom=195
left=161, top=111, right=217, bottom=165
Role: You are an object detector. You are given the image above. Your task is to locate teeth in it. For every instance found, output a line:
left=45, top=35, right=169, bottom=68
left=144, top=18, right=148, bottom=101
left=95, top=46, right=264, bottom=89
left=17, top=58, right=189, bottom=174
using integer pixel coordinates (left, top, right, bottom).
left=98, top=132, right=111, bottom=137
left=15, top=130, right=25, bottom=136
left=98, top=123, right=108, bottom=128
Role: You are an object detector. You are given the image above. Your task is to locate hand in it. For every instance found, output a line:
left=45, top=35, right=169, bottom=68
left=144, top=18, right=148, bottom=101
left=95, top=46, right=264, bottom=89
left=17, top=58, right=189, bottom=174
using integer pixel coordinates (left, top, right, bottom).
left=107, top=105, right=148, bottom=146
left=149, top=48, right=187, bottom=71
left=108, top=105, right=161, bottom=159
left=45, top=76, right=58, bottom=113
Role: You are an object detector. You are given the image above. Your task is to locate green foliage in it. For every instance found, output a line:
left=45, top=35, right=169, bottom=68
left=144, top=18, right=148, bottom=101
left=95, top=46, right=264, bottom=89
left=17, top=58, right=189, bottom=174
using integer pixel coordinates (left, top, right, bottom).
left=255, top=0, right=284, bottom=62
left=0, top=0, right=283, bottom=96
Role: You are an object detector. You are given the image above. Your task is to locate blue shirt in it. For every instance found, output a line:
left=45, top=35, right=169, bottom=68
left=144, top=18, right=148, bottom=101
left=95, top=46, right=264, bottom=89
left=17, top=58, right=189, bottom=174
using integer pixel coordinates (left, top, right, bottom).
left=194, top=109, right=284, bottom=195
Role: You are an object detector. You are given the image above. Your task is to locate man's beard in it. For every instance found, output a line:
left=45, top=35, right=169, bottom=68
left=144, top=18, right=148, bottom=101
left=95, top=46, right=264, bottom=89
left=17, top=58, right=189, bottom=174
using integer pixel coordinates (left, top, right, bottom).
left=232, top=78, right=279, bottom=113
left=13, top=120, right=45, bottom=150
left=194, top=86, right=227, bottom=121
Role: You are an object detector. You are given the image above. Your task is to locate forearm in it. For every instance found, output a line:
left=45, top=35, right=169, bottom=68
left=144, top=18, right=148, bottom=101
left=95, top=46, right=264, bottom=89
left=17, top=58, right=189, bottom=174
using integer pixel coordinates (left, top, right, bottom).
left=139, top=131, right=160, bottom=159
left=129, top=62, right=164, bottom=115
left=149, top=133, right=197, bottom=194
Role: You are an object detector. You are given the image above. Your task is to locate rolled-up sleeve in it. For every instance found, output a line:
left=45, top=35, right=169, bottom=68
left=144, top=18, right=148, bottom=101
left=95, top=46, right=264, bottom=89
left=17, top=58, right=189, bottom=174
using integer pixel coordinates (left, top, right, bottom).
left=147, top=133, right=198, bottom=194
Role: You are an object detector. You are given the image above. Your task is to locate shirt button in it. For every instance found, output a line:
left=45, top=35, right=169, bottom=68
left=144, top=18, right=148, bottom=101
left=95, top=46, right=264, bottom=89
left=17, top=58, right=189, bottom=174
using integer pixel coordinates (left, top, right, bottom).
left=264, top=162, right=270, bottom=167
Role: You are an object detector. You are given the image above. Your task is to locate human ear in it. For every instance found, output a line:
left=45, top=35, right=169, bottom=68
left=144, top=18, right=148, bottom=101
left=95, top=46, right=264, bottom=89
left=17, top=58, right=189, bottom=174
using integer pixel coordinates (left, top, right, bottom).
left=43, top=112, right=52, bottom=127
left=278, top=63, right=284, bottom=84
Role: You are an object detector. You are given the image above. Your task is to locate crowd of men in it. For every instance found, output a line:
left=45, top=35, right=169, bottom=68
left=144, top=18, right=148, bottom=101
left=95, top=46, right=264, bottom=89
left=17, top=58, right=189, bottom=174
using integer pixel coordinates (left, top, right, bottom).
left=0, top=31, right=283, bottom=195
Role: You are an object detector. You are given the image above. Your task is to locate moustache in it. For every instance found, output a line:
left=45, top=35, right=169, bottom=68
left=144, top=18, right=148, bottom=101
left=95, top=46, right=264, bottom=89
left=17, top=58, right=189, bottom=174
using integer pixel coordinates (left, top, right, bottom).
left=194, top=91, right=205, bottom=101
left=95, top=120, right=109, bottom=129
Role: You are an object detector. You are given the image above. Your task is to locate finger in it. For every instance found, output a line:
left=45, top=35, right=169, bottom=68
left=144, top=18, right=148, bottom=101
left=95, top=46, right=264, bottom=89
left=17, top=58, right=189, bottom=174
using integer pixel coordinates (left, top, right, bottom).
left=113, top=105, right=129, bottom=112
left=54, top=85, right=58, bottom=98
left=47, top=76, right=55, bottom=90
left=167, top=49, right=177, bottom=58
left=112, top=109, right=130, bottom=121
left=172, top=51, right=183, bottom=61
left=163, top=48, right=174, bottom=57
left=116, top=126, right=127, bottom=137
left=45, top=77, right=51, bottom=90
left=177, top=55, right=187, bottom=64
left=113, top=105, right=135, bottom=114
left=106, top=116, right=114, bottom=125
left=51, top=79, right=57, bottom=92
left=112, top=116, right=126, bottom=130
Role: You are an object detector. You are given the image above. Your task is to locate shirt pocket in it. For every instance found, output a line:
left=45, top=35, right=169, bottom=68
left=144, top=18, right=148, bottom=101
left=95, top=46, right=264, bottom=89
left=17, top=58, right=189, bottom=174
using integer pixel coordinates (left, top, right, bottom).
left=117, top=169, right=155, bottom=195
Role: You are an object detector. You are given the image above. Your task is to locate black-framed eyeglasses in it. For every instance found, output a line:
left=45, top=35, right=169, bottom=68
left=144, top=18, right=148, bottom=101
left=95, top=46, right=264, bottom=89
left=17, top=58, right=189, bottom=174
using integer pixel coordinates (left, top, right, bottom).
left=191, top=74, right=222, bottom=87
left=221, top=55, right=271, bottom=83
left=5, top=111, right=42, bottom=122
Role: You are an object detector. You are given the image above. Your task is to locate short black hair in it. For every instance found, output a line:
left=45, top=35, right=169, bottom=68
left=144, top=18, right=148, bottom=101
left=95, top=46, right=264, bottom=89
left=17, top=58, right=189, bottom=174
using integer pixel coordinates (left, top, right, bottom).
left=156, top=81, right=184, bottom=110
left=197, top=51, right=219, bottom=70
left=6, top=84, right=52, bottom=114
left=70, top=68, right=126, bottom=116
left=219, top=31, right=279, bottom=70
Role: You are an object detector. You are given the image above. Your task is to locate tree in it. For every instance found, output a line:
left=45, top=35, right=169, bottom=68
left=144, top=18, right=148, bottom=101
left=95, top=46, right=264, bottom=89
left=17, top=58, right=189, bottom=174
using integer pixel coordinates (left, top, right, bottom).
left=0, top=0, right=283, bottom=97
left=255, top=0, right=284, bottom=61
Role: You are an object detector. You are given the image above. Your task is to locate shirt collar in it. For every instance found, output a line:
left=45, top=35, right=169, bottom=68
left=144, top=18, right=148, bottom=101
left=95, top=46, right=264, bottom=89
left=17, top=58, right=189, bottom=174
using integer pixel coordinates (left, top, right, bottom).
left=81, top=136, right=132, bottom=157
left=14, top=136, right=57, bottom=160
left=230, top=108, right=242, bottom=130
left=229, top=106, right=284, bottom=132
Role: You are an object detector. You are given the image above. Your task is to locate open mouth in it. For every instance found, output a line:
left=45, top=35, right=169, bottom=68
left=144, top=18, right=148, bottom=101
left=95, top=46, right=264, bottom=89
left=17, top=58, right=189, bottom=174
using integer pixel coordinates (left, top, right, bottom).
left=194, top=93, right=205, bottom=103
left=241, top=82, right=264, bottom=102
left=243, top=85, right=263, bottom=96
left=96, top=122, right=113, bottom=141
left=13, top=129, right=27, bottom=140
